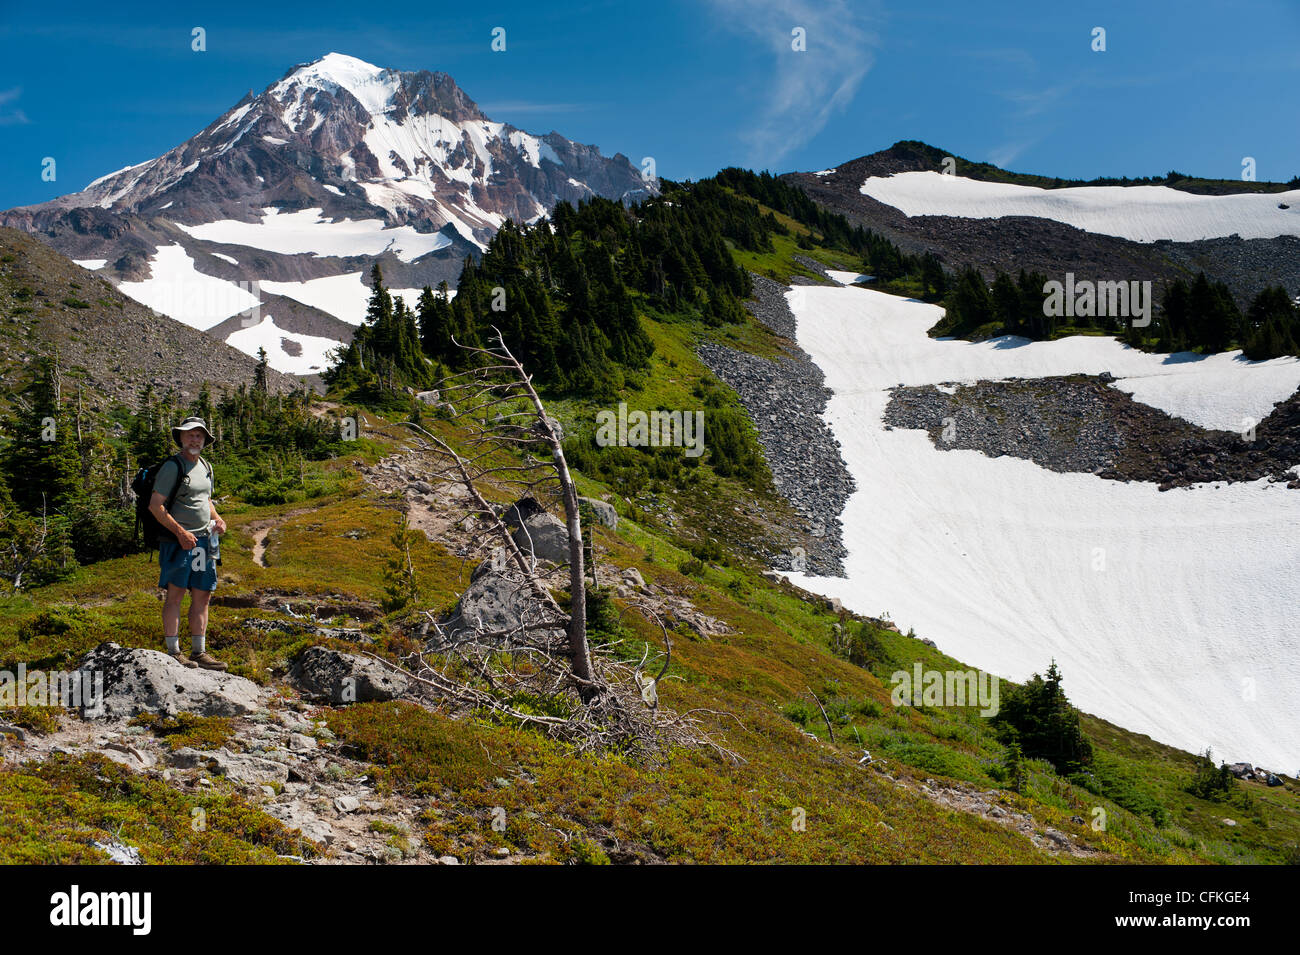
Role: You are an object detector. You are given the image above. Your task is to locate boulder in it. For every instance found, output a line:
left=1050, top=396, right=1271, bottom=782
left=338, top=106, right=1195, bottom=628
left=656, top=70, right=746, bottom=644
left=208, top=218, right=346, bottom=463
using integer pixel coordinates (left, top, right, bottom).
left=512, top=511, right=570, bottom=564
left=76, top=642, right=261, bottom=721
left=439, top=567, right=561, bottom=644
left=499, top=495, right=548, bottom=528
left=579, top=496, right=618, bottom=530
left=1227, top=762, right=1253, bottom=778
left=621, top=567, right=647, bottom=590
left=169, top=746, right=290, bottom=785
left=289, top=646, right=408, bottom=704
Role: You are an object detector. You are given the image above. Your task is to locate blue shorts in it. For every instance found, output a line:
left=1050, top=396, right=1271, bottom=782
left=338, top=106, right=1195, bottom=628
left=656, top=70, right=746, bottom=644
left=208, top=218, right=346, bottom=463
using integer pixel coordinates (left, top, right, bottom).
left=158, top=534, right=218, bottom=592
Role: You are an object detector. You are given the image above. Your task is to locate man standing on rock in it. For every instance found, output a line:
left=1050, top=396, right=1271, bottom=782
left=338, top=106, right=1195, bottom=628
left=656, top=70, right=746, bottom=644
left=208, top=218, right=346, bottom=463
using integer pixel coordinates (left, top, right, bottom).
left=150, top=416, right=229, bottom=671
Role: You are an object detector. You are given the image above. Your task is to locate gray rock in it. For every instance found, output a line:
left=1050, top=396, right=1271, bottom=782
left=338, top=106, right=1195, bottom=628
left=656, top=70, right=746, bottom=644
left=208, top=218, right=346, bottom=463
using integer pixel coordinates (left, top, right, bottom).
left=1227, top=762, right=1253, bottom=778
left=579, top=496, right=618, bottom=530
left=289, top=732, right=318, bottom=752
left=77, top=642, right=260, bottom=721
left=264, top=799, right=336, bottom=846
left=333, top=795, right=361, bottom=814
left=621, top=567, right=646, bottom=590
left=289, top=647, right=408, bottom=704
left=439, top=568, right=561, bottom=645
left=437, top=855, right=460, bottom=865
left=169, top=746, right=290, bottom=785
left=511, top=511, right=570, bottom=564
left=98, top=741, right=155, bottom=769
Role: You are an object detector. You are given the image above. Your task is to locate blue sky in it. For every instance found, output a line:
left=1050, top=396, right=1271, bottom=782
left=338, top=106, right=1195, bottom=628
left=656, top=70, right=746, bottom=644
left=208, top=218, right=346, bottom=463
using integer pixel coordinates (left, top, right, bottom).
left=2, top=0, right=1298, bottom=210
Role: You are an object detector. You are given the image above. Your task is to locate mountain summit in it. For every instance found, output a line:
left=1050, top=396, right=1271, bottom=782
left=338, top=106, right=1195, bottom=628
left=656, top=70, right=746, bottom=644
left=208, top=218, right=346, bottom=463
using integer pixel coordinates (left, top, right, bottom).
left=6, top=52, right=652, bottom=247
left=0, top=53, right=656, bottom=375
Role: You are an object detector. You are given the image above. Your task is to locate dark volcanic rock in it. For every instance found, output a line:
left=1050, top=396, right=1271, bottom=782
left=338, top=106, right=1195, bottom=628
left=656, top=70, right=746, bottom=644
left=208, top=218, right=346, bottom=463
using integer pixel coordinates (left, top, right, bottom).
left=884, top=373, right=1300, bottom=490
left=695, top=272, right=854, bottom=575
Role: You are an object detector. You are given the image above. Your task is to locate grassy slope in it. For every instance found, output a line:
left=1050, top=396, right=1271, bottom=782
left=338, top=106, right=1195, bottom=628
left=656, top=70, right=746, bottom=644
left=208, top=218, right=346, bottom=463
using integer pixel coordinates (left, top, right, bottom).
left=2, top=215, right=1297, bottom=866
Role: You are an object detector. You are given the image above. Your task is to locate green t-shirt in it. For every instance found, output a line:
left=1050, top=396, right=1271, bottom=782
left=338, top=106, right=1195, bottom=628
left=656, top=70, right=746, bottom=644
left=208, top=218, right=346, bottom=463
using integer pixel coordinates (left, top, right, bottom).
left=153, top=455, right=213, bottom=536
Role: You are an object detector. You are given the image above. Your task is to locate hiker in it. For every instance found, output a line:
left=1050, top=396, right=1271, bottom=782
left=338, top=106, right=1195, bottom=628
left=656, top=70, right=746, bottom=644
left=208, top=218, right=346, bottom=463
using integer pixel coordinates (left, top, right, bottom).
left=149, top=416, right=228, bottom=671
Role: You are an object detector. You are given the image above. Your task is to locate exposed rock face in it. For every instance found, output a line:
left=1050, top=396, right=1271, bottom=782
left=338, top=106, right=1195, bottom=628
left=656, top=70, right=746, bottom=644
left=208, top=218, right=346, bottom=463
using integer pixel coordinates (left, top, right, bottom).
left=169, top=746, right=291, bottom=785
left=76, top=643, right=262, bottom=721
left=288, top=646, right=408, bottom=703
left=512, top=511, right=570, bottom=565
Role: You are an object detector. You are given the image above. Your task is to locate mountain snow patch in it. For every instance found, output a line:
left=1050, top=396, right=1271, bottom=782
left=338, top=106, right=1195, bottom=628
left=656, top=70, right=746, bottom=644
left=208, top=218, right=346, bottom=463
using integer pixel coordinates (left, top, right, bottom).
left=225, top=313, right=340, bottom=375
left=860, top=171, right=1300, bottom=243
left=259, top=271, right=451, bottom=326
left=175, top=207, right=451, bottom=261
left=117, top=244, right=259, bottom=331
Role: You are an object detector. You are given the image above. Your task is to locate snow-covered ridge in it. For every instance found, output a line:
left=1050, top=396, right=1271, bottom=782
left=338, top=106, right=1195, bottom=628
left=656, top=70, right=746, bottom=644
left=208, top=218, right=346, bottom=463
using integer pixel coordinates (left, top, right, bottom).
left=860, top=171, right=1300, bottom=243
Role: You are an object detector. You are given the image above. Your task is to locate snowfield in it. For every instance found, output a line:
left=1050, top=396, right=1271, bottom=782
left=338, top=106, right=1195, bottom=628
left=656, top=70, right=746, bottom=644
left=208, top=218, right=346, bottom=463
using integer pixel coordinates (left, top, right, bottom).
left=117, top=244, right=259, bottom=331
left=225, top=313, right=341, bottom=376
left=174, top=207, right=452, bottom=262
left=860, top=171, right=1300, bottom=243
left=784, top=281, right=1300, bottom=771
left=260, top=271, right=452, bottom=326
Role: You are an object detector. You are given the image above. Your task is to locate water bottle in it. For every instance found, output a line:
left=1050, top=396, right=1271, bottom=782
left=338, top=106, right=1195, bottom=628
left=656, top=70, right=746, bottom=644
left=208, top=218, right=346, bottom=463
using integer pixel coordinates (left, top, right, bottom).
left=207, top=519, right=222, bottom=565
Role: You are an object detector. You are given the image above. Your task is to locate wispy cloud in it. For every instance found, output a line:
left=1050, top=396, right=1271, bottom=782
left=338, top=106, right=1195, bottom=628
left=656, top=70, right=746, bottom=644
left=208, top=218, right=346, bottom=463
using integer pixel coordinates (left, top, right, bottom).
left=0, top=87, right=31, bottom=126
left=706, top=0, right=880, bottom=168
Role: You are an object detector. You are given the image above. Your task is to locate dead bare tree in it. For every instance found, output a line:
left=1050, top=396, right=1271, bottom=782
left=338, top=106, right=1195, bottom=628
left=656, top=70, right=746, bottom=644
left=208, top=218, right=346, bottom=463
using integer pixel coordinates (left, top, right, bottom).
left=0, top=493, right=55, bottom=592
left=362, top=329, right=739, bottom=760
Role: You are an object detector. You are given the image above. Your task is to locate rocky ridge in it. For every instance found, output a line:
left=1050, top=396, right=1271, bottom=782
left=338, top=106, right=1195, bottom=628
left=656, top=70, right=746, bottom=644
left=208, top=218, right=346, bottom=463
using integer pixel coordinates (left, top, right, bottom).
left=695, top=269, right=855, bottom=576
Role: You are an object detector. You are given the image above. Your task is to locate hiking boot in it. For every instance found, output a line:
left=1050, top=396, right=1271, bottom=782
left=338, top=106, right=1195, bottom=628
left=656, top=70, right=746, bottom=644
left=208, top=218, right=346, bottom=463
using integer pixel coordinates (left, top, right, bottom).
left=189, top=652, right=228, bottom=671
left=168, top=650, right=199, bottom=669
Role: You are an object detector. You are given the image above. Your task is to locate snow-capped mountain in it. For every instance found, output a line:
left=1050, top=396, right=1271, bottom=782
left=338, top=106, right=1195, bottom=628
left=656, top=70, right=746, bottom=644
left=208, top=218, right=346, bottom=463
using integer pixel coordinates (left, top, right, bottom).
left=1, top=53, right=657, bottom=376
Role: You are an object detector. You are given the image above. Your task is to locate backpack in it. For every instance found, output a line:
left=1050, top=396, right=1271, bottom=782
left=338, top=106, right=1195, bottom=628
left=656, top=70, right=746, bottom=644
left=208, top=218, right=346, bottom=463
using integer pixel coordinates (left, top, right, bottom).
left=130, top=454, right=213, bottom=557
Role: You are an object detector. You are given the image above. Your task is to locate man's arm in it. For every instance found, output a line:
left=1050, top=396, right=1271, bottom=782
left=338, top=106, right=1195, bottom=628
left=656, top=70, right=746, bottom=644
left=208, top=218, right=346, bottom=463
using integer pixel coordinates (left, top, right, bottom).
left=149, top=491, right=197, bottom=549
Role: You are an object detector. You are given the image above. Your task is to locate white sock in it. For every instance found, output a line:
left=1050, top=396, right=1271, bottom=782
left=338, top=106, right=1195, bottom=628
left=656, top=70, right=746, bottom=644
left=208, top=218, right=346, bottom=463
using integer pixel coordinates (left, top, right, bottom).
left=165, top=636, right=180, bottom=653
left=191, top=634, right=206, bottom=654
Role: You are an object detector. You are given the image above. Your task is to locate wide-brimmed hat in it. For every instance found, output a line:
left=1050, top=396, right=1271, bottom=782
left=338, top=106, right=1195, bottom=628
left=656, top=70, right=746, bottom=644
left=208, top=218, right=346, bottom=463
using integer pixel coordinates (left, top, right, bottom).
left=172, top=416, right=216, bottom=448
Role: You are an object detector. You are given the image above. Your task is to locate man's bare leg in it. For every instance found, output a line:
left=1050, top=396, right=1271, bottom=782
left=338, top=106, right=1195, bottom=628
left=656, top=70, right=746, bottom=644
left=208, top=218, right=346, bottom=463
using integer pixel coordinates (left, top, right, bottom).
left=187, top=588, right=226, bottom=670
left=163, top=584, right=186, bottom=641
left=187, top=587, right=211, bottom=644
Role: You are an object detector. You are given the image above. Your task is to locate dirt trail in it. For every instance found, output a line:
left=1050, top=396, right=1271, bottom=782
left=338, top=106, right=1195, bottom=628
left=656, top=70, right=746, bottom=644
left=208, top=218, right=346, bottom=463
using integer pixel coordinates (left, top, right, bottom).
left=244, top=508, right=315, bottom=568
